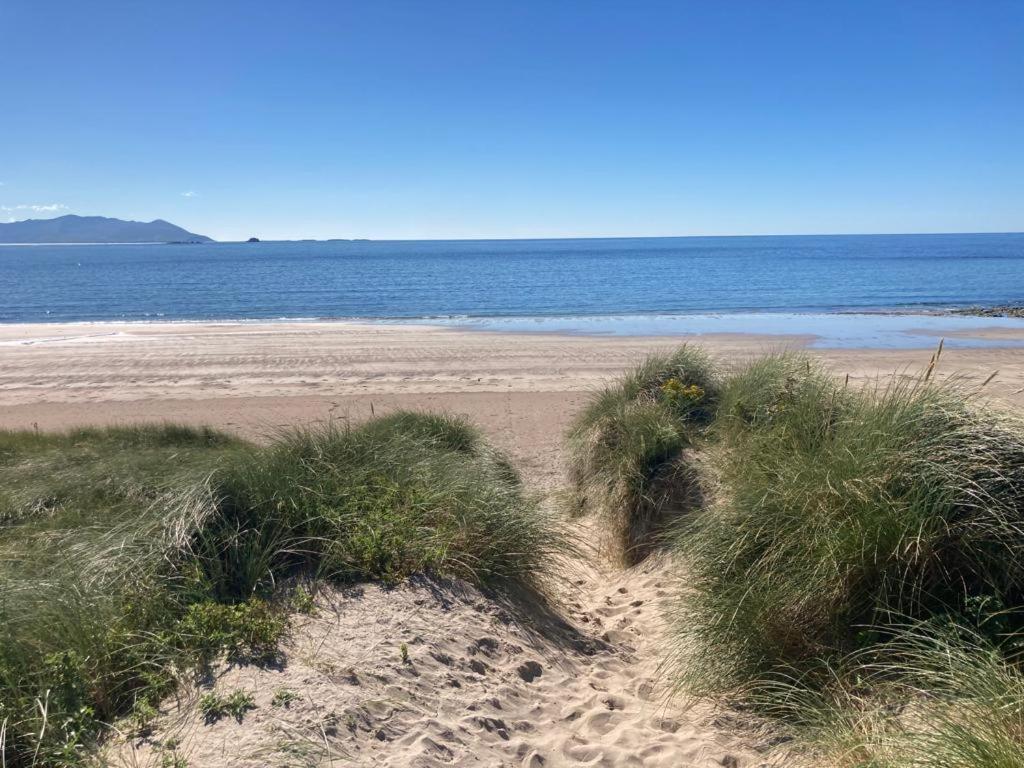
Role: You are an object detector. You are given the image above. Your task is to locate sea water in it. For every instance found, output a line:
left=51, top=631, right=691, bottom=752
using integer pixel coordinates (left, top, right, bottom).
left=3, top=233, right=1023, bottom=347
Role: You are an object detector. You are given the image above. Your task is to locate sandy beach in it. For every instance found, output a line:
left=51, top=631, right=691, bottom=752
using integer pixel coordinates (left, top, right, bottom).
left=4, top=320, right=1024, bottom=767
left=2, top=320, right=1023, bottom=487
left=8, top=4, right=1022, bottom=764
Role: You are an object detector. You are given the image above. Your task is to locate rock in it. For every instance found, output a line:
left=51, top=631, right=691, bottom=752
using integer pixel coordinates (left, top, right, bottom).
left=951, top=305, right=1024, bottom=318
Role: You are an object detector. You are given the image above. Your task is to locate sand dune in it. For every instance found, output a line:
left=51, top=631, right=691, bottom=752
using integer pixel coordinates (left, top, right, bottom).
left=6, top=320, right=1024, bottom=766
left=110, top=551, right=763, bottom=768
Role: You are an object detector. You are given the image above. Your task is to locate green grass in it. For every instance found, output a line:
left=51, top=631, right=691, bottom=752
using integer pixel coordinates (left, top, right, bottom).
left=190, top=412, right=556, bottom=597
left=758, top=624, right=1024, bottom=767
left=676, top=359, right=1024, bottom=695
left=0, top=414, right=558, bottom=766
left=566, top=345, right=721, bottom=563
left=712, top=350, right=843, bottom=440
left=575, top=346, right=1024, bottom=763
left=0, top=424, right=245, bottom=765
left=0, top=424, right=242, bottom=528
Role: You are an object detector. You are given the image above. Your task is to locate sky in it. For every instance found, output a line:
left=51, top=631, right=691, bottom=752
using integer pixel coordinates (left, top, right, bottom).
left=0, top=1, right=1021, bottom=241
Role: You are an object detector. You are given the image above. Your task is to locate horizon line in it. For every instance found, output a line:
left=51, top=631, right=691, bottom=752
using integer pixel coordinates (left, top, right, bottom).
left=238, top=229, right=1024, bottom=243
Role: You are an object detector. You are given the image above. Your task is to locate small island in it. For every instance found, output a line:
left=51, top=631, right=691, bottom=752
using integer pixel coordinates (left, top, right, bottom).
left=247, top=237, right=260, bottom=243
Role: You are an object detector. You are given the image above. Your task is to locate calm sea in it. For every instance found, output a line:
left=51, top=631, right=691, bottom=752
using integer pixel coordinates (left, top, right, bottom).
left=3, top=233, right=1024, bottom=346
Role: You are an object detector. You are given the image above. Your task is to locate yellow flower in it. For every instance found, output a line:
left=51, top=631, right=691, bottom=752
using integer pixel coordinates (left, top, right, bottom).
left=660, top=379, right=704, bottom=403
left=680, top=384, right=705, bottom=400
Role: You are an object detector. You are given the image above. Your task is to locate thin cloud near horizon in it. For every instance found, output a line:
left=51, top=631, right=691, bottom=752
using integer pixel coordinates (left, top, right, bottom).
left=0, top=204, right=69, bottom=213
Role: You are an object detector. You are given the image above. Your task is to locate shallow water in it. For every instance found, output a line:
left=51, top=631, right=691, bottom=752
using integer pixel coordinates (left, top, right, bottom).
left=406, top=312, right=1024, bottom=349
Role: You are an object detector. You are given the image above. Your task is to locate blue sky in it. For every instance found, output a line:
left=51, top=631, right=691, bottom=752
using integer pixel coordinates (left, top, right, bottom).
left=1, top=1, right=1021, bottom=241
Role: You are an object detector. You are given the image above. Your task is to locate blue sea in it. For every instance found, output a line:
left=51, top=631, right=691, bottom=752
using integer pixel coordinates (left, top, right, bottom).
left=3, top=233, right=1024, bottom=348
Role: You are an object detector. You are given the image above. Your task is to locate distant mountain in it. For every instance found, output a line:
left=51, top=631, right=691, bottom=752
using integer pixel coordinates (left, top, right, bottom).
left=0, top=215, right=213, bottom=243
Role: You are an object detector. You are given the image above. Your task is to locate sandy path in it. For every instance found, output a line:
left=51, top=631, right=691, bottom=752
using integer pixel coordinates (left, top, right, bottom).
left=112, top=551, right=761, bottom=768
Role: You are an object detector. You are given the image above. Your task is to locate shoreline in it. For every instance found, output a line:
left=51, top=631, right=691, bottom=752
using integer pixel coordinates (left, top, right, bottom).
left=3, top=305, right=1024, bottom=322
left=2, top=310, right=1024, bottom=348
left=2, top=320, right=1022, bottom=458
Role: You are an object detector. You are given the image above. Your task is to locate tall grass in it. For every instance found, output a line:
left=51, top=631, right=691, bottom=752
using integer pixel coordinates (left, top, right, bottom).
left=759, top=624, right=1024, bottom=767
left=190, top=412, right=558, bottom=598
left=567, top=346, right=721, bottom=563
left=675, top=354, right=1024, bottom=694
left=712, top=351, right=841, bottom=439
left=0, top=425, right=243, bottom=766
left=0, top=414, right=558, bottom=766
left=564, top=346, right=1024, bottom=762
left=0, top=424, right=242, bottom=528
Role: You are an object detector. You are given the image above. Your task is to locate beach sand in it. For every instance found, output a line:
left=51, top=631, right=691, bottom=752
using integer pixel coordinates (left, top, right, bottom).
left=3, top=320, right=1023, bottom=488
left=5, top=321, right=1024, bottom=767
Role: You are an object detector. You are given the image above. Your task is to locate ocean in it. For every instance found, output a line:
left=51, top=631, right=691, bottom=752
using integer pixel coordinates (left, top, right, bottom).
left=3, top=233, right=1024, bottom=347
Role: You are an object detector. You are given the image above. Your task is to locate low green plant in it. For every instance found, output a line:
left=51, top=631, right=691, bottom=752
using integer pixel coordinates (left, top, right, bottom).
left=159, top=752, right=189, bottom=768
left=291, top=585, right=317, bottom=615
left=177, top=599, right=288, bottom=664
left=198, top=689, right=256, bottom=723
left=130, top=697, right=159, bottom=735
left=567, top=345, right=721, bottom=563
left=271, top=688, right=299, bottom=708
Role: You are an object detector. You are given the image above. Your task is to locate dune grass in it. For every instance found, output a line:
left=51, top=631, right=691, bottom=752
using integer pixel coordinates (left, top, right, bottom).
left=191, top=411, right=557, bottom=599
left=0, top=413, right=557, bottom=766
left=566, top=345, right=721, bottom=563
left=0, top=424, right=243, bottom=528
left=758, top=624, right=1024, bottom=767
left=571, top=345, right=1024, bottom=762
left=676, top=358, right=1024, bottom=695
left=0, top=425, right=246, bottom=766
left=712, top=350, right=843, bottom=439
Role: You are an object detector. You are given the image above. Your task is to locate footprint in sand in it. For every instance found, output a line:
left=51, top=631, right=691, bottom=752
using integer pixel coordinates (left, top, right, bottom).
left=517, top=660, right=543, bottom=682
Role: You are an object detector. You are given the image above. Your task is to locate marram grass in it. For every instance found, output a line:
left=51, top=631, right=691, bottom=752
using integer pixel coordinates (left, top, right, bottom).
left=755, top=624, right=1024, bottom=767
left=0, top=413, right=560, bottom=766
left=575, top=345, right=1024, bottom=764
left=675, top=361, right=1024, bottom=694
left=191, top=411, right=559, bottom=598
left=566, top=345, right=721, bottom=564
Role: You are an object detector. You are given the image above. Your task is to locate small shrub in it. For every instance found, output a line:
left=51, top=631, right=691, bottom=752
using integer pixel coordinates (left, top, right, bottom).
left=177, top=599, right=287, bottom=664
left=130, top=697, right=159, bottom=735
left=159, top=752, right=189, bottom=768
left=291, top=585, right=317, bottom=615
